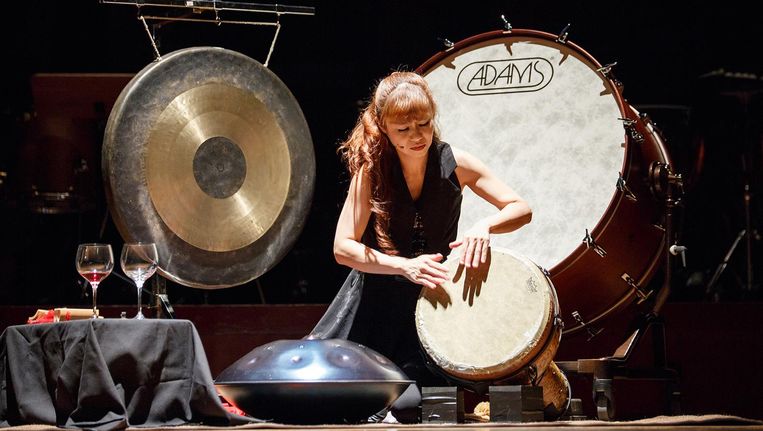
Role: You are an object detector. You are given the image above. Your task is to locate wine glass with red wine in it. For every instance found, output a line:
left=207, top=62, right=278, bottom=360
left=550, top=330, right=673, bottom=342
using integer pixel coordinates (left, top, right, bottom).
left=75, top=244, right=114, bottom=319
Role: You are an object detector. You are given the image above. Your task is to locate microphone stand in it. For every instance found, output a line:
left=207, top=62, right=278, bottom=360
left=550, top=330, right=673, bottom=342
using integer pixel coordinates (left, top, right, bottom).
left=706, top=229, right=747, bottom=299
left=704, top=157, right=758, bottom=298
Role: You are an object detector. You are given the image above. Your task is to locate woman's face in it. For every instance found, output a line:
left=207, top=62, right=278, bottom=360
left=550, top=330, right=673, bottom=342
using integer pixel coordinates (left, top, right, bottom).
left=384, top=115, right=435, bottom=160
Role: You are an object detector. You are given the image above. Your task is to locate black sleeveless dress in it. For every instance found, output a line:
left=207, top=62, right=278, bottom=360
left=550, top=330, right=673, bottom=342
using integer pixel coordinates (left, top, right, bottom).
left=305, top=141, right=461, bottom=419
left=345, top=141, right=462, bottom=385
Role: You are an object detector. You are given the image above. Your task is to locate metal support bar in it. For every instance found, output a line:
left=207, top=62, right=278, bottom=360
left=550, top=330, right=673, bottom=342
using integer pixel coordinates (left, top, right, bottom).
left=558, top=316, right=680, bottom=421
left=103, top=0, right=313, bottom=67
left=100, top=0, right=315, bottom=16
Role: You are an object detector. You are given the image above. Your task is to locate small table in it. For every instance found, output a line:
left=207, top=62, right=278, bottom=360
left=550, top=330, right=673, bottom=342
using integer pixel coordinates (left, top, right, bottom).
left=0, top=319, right=247, bottom=429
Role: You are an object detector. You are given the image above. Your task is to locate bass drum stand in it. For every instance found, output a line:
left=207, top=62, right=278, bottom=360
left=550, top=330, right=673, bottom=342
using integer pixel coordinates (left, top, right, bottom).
left=557, top=162, right=684, bottom=420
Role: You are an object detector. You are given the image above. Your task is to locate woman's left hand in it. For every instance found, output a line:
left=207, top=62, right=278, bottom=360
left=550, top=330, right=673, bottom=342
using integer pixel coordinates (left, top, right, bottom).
left=449, top=221, right=491, bottom=268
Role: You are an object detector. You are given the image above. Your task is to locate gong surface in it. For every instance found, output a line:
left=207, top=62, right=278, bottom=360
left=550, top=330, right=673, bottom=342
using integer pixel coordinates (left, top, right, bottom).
left=103, top=47, right=315, bottom=288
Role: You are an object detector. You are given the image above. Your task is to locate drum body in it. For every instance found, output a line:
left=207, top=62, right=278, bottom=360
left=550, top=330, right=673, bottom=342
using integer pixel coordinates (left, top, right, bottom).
left=418, top=30, right=670, bottom=337
left=416, top=248, right=568, bottom=415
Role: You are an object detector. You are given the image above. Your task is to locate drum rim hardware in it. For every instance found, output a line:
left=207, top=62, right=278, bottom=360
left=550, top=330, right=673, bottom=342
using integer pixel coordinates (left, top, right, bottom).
left=499, top=14, right=512, bottom=32
left=621, top=273, right=653, bottom=304
left=437, top=37, right=455, bottom=50
left=571, top=310, right=603, bottom=341
left=556, top=23, right=571, bottom=43
left=616, top=173, right=637, bottom=202
left=620, top=117, right=645, bottom=144
left=597, top=62, right=623, bottom=89
left=583, top=229, right=607, bottom=258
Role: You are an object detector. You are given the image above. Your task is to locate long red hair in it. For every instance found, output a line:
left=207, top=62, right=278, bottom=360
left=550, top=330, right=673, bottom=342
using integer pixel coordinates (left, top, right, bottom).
left=339, top=71, right=439, bottom=255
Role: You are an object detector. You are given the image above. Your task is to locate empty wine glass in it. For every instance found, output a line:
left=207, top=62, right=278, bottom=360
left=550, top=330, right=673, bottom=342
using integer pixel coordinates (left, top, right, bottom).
left=120, top=243, right=158, bottom=319
left=75, top=244, right=114, bottom=319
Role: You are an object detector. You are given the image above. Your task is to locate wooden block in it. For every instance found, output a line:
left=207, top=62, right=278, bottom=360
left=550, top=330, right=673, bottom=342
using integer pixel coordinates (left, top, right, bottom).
left=561, top=398, right=587, bottom=421
left=489, top=385, right=544, bottom=422
left=421, top=386, right=464, bottom=423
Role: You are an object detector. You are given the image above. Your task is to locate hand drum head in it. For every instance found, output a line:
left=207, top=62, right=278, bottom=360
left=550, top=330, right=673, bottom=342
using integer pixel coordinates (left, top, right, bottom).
left=415, top=247, right=561, bottom=382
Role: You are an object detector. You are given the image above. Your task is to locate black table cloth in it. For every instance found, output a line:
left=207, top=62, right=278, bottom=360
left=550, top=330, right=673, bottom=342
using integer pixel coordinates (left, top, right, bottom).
left=0, top=319, right=249, bottom=429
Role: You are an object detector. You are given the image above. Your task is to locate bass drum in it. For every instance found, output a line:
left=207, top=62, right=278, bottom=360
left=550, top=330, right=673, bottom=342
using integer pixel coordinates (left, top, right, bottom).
left=417, top=29, right=670, bottom=340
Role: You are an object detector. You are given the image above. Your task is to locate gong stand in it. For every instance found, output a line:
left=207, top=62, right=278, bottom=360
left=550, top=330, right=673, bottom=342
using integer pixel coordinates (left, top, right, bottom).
left=151, top=275, right=176, bottom=319
left=557, top=161, right=685, bottom=421
left=101, top=0, right=316, bottom=294
left=100, top=0, right=316, bottom=65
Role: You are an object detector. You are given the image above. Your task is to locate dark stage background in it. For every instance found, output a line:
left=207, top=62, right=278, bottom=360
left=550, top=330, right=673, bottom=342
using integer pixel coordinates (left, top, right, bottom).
left=0, top=0, right=760, bottom=308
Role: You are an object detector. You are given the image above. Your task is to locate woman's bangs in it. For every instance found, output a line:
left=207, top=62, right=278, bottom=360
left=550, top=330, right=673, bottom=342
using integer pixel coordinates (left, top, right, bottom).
left=383, top=85, right=434, bottom=123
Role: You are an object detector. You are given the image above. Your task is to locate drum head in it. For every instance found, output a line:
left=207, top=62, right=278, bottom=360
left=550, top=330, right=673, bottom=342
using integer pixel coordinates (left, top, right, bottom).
left=415, top=247, right=557, bottom=381
left=103, top=47, right=315, bottom=288
left=421, top=32, right=626, bottom=272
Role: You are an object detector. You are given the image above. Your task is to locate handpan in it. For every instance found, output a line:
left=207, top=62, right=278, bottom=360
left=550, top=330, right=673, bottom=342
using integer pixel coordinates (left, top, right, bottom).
left=103, top=47, right=315, bottom=288
left=215, top=338, right=413, bottom=424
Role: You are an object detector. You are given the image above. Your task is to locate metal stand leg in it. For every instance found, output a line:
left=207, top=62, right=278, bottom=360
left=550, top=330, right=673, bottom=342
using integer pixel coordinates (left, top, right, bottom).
left=152, top=276, right=175, bottom=319
left=559, top=316, right=681, bottom=421
left=558, top=162, right=684, bottom=421
left=593, top=378, right=614, bottom=421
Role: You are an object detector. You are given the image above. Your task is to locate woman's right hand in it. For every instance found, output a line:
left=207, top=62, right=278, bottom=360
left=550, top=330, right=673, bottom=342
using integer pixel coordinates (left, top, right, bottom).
left=400, top=253, right=450, bottom=289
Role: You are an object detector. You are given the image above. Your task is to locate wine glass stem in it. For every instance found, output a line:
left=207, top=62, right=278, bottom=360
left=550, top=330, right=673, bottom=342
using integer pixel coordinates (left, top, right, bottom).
left=91, top=282, right=99, bottom=319
left=136, top=282, right=144, bottom=316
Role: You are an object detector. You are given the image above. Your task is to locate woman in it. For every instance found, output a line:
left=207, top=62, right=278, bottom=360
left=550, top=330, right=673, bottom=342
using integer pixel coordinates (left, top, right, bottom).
left=308, top=72, right=532, bottom=421
left=317, top=71, right=532, bottom=420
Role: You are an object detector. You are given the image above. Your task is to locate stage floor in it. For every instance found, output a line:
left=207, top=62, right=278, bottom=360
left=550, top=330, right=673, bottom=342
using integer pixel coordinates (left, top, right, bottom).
left=3, top=415, right=763, bottom=431
left=3, top=305, right=763, bottom=428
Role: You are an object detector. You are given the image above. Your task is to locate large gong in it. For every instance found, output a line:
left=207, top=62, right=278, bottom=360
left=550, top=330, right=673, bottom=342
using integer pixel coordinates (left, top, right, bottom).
left=103, top=47, right=315, bottom=288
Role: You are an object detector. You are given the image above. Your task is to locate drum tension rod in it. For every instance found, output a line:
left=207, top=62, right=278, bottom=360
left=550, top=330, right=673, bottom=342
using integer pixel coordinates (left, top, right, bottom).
left=556, top=23, right=571, bottom=43
left=583, top=229, right=607, bottom=257
left=616, top=173, right=637, bottom=202
left=526, top=364, right=539, bottom=385
left=597, top=62, right=617, bottom=78
left=499, top=14, right=512, bottom=32
left=642, top=113, right=672, bottom=147
left=572, top=311, right=603, bottom=341
left=621, top=273, right=653, bottom=304
left=437, top=37, right=454, bottom=50
left=598, top=62, right=624, bottom=88
left=619, top=118, right=645, bottom=144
